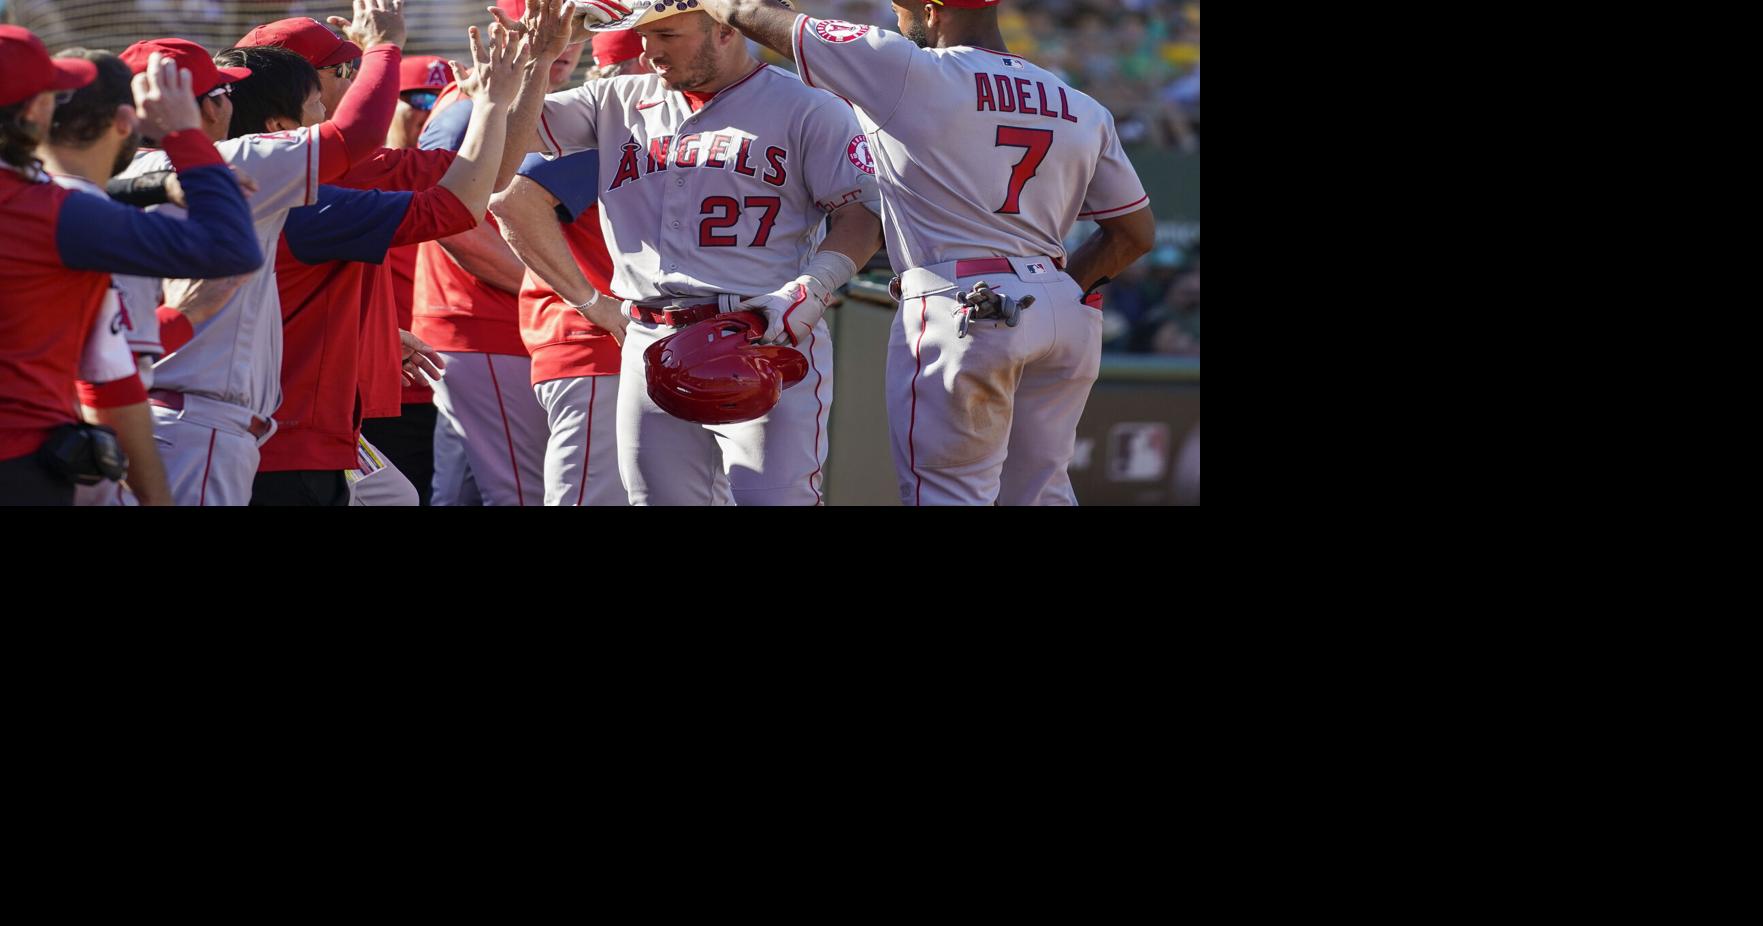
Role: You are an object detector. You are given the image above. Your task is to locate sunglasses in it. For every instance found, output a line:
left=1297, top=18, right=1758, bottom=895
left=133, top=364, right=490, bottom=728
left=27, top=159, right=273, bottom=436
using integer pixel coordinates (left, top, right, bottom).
left=204, top=83, right=232, bottom=100
left=54, top=88, right=77, bottom=105
left=401, top=90, right=439, bottom=111
left=323, top=57, right=361, bottom=81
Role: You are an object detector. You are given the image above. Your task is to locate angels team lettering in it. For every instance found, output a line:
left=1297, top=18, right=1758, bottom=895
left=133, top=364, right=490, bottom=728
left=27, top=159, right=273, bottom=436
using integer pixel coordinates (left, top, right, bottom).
left=974, top=74, right=1079, bottom=123
left=608, top=132, right=789, bottom=191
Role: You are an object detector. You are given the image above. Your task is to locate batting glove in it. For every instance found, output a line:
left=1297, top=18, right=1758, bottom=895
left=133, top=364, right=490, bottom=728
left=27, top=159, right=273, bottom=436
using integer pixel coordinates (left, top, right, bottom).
left=743, top=275, right=833, bottom=347
left=569, top=0, right=632, bottom=28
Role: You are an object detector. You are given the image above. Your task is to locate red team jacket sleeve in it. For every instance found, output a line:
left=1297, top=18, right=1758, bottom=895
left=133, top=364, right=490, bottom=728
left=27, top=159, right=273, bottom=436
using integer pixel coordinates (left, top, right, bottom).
left=337, top=146, right=458, bottom=191
left=316, top=45, right=402, bottom=182
left=389, top=186, right=477, bottom=248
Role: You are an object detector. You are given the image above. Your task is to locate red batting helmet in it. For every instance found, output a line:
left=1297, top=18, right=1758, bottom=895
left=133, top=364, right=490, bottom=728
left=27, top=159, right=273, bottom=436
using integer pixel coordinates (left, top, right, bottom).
left=645, top=312, right=807, bottom=425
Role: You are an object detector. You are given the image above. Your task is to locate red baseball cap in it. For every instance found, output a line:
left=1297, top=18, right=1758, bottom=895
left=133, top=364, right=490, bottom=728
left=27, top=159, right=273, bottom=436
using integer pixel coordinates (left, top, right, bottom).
left=591, top=28, right=644, bottom=67
left=0, top=25, right=98, bottom=107
left=928, top=1, right=1001, bottom=7
left=400, top=55, right=452, bottom=93
left=237, top=18, right=362, bottom=69
left=119, top=38, right=252, bottom=97
left=497, top=0, right=526, bottom=17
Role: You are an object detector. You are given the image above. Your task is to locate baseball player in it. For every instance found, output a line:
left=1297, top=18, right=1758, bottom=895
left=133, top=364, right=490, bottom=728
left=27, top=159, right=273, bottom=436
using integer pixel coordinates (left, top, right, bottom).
left=709, top=0, right=1156, bottom=505
left=231, top=17, right=470, bottom=506
left=40, top=49, right=181, bottom=507
left=192, top=32, right=519, bottom=506
left=0, top=31, right=259, bottom=506
left=112, top=0, right=407, bottom=505
left=483, top=28, right=649, bottom=506
left=491, top=0, right=884, bottom=506
left=410, top=0, right=588, bottom=506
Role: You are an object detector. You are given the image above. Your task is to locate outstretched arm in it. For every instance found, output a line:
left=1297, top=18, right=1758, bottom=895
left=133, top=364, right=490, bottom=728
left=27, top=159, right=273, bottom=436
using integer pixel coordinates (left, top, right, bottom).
left=702, top=0, right=800, bottom=59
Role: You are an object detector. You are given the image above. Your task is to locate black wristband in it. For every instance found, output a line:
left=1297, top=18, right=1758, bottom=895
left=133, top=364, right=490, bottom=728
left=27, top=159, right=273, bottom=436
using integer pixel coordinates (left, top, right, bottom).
left=106, top=170, right=175, bottom=207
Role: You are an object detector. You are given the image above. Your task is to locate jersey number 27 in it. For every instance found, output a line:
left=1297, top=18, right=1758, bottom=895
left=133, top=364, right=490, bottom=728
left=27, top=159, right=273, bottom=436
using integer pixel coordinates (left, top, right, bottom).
left=995, top=126, right=1053, bottom=215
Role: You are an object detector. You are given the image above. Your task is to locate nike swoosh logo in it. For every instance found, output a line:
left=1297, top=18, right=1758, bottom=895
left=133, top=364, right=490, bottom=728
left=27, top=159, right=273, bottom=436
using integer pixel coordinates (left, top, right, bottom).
left=636, top=100, right=664, bottom=111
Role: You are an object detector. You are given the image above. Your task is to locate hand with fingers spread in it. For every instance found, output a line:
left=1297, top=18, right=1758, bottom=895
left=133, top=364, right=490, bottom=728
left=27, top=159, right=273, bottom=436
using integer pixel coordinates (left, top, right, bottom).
left=456, top=20, right=533, bottom=107
left=328, top=0, right=407, bottom=51
left=489, top=0, right=578, bottom=65
left=130, top=52, right=200, bottom=138
left=399, top=329, right=446, bottom=385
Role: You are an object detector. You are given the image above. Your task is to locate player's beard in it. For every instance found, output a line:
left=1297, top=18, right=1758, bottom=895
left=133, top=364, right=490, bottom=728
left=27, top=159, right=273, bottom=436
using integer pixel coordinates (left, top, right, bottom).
left=658, top=33, right=721, bottom=92
left=112, top=131, right=141, bottom=177
left=904, top=13, right=930, bottom=48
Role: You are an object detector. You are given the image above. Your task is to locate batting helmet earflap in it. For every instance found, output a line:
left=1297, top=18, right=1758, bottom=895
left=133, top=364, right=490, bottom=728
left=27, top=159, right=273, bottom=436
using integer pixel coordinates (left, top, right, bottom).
left=645, top=312, right=808, bottom=425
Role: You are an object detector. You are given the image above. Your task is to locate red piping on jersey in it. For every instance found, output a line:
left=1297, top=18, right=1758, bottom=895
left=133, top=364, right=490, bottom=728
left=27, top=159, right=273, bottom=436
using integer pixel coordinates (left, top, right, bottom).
left=796, top=17, right=815, bottom=88
left=909, top=296, right=929, bottom=507
left=720, top=62, right=770, bottom=99
left=304, top=125, right=314, bottom=206
left=972, top=47, right=1030, bottom=59
left=540, top=112, right=563, bottom=157
left=1078, top=194, right=1149, bottom=218
left=199, top=429, right=217, bottom=506
left=576, top=377, right=595, bottom=507
left=485, top=355, right=526, bottom=506
left=807, top=327, right=825, bottom=505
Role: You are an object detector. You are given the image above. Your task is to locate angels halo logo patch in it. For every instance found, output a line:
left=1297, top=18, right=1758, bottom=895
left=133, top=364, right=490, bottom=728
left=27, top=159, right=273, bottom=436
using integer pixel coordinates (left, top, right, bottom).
left=813, top=19, right=870, bottom=43
left=847, top=135, right=875, bottom=174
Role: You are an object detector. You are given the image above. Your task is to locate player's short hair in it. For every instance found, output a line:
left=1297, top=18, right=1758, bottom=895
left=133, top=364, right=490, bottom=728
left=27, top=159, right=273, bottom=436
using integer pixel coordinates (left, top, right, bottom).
left=49, top=50, right=133, bottom=149
left=214, top=45, right=319, bottom=139
left=0, top=101, right=45, bottom=173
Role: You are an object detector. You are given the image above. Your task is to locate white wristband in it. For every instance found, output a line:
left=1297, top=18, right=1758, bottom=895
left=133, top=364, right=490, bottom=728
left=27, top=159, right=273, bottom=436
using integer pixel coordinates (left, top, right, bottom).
left=562, top=291, right=600, bottom=309
left=801, top=250, right=858, bottom=295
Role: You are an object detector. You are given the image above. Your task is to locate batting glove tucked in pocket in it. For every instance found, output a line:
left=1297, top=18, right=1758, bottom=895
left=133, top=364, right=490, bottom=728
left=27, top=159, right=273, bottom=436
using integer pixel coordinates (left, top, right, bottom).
left=741, top=275, right=833, bottom=347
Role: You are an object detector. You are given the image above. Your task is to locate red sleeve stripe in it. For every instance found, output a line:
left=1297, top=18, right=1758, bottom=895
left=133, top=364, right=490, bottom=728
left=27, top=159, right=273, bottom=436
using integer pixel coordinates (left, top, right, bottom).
left=77, top=372, right=148, bottom=409
left=156, top=307, right=195, bottom=353
left=1077, top=194, right=1149, bottom=218
left=795, top=16, right=815, bottom=88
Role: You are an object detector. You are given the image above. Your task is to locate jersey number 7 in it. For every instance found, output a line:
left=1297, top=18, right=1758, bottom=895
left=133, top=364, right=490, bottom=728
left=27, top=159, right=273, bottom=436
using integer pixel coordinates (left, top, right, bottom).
left=995, top=126, right=1054, bottom=215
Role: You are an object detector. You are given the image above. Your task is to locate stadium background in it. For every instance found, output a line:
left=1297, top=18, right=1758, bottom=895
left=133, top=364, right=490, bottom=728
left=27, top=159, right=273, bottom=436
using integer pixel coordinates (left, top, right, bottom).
left=2, top=0, right=1199, bottom=505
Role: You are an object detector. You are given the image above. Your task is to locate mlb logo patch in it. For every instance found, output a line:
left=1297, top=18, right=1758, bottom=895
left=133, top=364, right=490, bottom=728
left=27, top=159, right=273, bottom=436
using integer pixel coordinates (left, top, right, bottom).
left=1001, top=57, right=1025, bottom=69
left=1026, top=261, right=1049, bottom=275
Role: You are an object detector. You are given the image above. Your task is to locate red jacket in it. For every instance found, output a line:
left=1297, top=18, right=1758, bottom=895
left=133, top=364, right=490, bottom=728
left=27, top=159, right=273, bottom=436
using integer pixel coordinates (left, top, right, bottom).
left=258, top=178, right=472, bottom=471
left=521, top=202, right=622, bottom=384
left=412, top=85, right=526, bottom=356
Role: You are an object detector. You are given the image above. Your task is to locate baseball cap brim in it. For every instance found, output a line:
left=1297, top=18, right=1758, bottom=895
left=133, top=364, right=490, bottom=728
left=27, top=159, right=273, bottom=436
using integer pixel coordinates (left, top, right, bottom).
left=214, top=64, right=253, bottom=86
left=49, top=56, right=98, bottom=91
left=315, top=39, right=363, bottom=69
left=587, top=1, right=686, bottom=33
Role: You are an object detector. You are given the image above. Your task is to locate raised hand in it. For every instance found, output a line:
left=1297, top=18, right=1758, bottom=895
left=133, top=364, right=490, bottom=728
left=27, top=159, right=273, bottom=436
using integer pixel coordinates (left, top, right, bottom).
left=131, top=52, right=201, bottom=137
left=328, top=0, right=407, bottom=50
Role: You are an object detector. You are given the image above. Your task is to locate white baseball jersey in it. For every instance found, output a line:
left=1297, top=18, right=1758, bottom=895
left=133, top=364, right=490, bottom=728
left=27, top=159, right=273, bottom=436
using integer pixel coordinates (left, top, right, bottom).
left=537, top=63, right=878, bottom=301
left=789, top=15, right=1148, bottom=272
left=119, top=127, right=323, bottom=418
